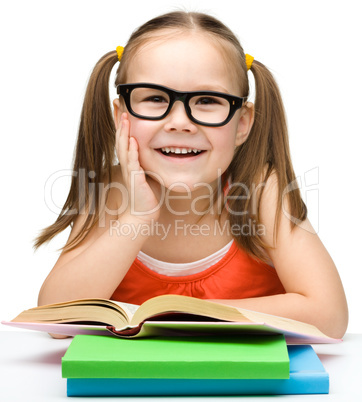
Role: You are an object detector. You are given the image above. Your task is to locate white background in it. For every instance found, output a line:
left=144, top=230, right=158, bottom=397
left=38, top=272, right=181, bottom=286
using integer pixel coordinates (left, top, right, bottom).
left=1, top=0, right=361, bottom=333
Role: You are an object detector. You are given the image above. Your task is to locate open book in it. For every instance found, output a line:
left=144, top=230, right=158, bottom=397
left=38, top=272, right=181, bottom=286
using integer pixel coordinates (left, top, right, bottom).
left=2, top=294, right=340, bottom=344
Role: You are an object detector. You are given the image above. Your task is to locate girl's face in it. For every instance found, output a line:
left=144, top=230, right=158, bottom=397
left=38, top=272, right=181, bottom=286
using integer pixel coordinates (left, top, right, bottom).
left=114, top=31, right=253, bottom=193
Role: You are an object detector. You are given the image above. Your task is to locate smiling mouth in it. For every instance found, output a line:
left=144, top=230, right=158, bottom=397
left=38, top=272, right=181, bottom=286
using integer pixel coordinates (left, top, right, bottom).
left=158, top=147, right=205, bottom=157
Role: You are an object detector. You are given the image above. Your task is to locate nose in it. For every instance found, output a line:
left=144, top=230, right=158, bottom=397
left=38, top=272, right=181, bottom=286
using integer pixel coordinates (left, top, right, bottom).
left=163, top=100, right=197, bottom=134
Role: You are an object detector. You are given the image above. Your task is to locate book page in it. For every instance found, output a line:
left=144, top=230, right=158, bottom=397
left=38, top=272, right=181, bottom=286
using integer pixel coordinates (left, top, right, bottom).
left=110, top=301, right=140, bottom=317
left=130, top=294, right=252, bottom=326
left=10, top=299, right=140, bottom=328
left=129, top=295, right=337, bottom=342
left=238, top=308, right=330, bottom=339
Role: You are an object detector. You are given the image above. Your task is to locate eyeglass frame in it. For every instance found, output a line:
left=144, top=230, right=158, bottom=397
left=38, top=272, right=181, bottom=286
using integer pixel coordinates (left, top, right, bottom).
left=116, top=82, right=248, bottom=127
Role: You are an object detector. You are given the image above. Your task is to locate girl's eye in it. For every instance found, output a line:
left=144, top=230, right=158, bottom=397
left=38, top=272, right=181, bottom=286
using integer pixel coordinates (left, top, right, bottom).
left=144, top=95, right=168, bottom=103
left=195, top=96, right=221, bottom=105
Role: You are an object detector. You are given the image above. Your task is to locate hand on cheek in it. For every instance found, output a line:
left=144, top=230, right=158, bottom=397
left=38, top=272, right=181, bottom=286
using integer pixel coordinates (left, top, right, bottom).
left=115, top=114, right=160, bottom=223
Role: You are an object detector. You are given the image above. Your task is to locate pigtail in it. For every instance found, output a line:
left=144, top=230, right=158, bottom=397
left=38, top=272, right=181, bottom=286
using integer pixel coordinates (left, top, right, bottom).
left=228, top=60, right=307, bottom=261
left=34, top=51, right=119, bottom=250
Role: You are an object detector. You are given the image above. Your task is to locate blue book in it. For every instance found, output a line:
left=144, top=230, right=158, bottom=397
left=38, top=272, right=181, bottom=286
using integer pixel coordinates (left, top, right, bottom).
left=66, top=345, right=329, bottom=396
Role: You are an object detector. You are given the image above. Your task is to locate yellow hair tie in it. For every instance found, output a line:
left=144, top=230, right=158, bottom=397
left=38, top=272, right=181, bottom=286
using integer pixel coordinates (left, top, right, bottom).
left=116, top=46, right=124, bottom=61
left=245, top=54, right=254, bottom=70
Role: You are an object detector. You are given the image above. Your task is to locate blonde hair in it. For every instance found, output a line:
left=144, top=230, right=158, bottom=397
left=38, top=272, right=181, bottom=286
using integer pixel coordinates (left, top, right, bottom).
left=34, top=11, right=307, bottom=261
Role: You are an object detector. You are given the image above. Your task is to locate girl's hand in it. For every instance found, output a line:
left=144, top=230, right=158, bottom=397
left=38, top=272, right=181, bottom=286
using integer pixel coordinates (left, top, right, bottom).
left=115, top=113, right=160, bottom=224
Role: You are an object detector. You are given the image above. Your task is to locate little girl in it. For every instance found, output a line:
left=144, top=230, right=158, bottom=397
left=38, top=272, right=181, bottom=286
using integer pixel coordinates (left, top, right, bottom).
left=35, top=11, right=348, bottom=338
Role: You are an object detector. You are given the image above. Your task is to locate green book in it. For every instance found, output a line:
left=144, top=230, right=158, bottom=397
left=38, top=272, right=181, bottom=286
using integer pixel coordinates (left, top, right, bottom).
left=62, top=334, right=289, bottom=380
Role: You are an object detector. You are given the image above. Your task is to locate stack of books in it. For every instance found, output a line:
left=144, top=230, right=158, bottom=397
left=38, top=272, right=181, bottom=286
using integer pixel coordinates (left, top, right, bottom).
left=61, top=334, right=329, bottom=396
left=3, top=294, right=334, bottom=396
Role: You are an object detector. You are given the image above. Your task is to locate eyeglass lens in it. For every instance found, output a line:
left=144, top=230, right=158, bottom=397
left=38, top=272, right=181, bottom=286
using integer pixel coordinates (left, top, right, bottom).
left=130, top=87, right=231, bottom=125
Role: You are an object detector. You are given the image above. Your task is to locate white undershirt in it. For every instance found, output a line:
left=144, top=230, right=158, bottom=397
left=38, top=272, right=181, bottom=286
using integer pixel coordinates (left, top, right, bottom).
left=137, top=240, right=234, bottom=277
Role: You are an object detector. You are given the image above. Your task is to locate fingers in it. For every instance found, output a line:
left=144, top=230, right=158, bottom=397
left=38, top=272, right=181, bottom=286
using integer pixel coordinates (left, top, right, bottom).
left=115, top=114, right=144, bottom=186
left=114, top=115, right=159, bottom=221
left=128, top=136, right=142, bottom=173
left=116, top=113, right=130, bottom=166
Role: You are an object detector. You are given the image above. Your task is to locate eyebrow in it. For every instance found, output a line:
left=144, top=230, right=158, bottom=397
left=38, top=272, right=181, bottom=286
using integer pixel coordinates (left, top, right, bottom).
left=184, top=84, right=231, bottom=94
left=124, top=82, right=235, bottom=96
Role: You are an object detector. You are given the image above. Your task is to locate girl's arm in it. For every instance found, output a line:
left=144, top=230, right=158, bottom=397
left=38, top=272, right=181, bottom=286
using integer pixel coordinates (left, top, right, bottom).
left=38, top=116, right=159, bottom=306
left=213, top=174, right=348, bottom=339
left=37, top=199, right=150, bottom=305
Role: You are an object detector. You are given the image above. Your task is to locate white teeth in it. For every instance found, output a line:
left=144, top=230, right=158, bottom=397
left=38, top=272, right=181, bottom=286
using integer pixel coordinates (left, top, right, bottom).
left=161, top=147, right=202, bottom=154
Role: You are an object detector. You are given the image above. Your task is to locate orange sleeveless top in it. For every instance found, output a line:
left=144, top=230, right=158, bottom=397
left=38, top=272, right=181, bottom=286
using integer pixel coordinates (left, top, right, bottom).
left=111, top=241, right=285, bottom=305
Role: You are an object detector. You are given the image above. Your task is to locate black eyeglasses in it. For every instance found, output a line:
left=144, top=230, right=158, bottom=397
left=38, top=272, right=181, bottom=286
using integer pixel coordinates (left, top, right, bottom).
left=117, top=83, right=247, bottom=127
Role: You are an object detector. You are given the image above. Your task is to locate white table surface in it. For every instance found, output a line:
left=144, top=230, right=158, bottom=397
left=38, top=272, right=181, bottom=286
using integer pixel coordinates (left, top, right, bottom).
left=0, top=330, right=361, bottom=401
